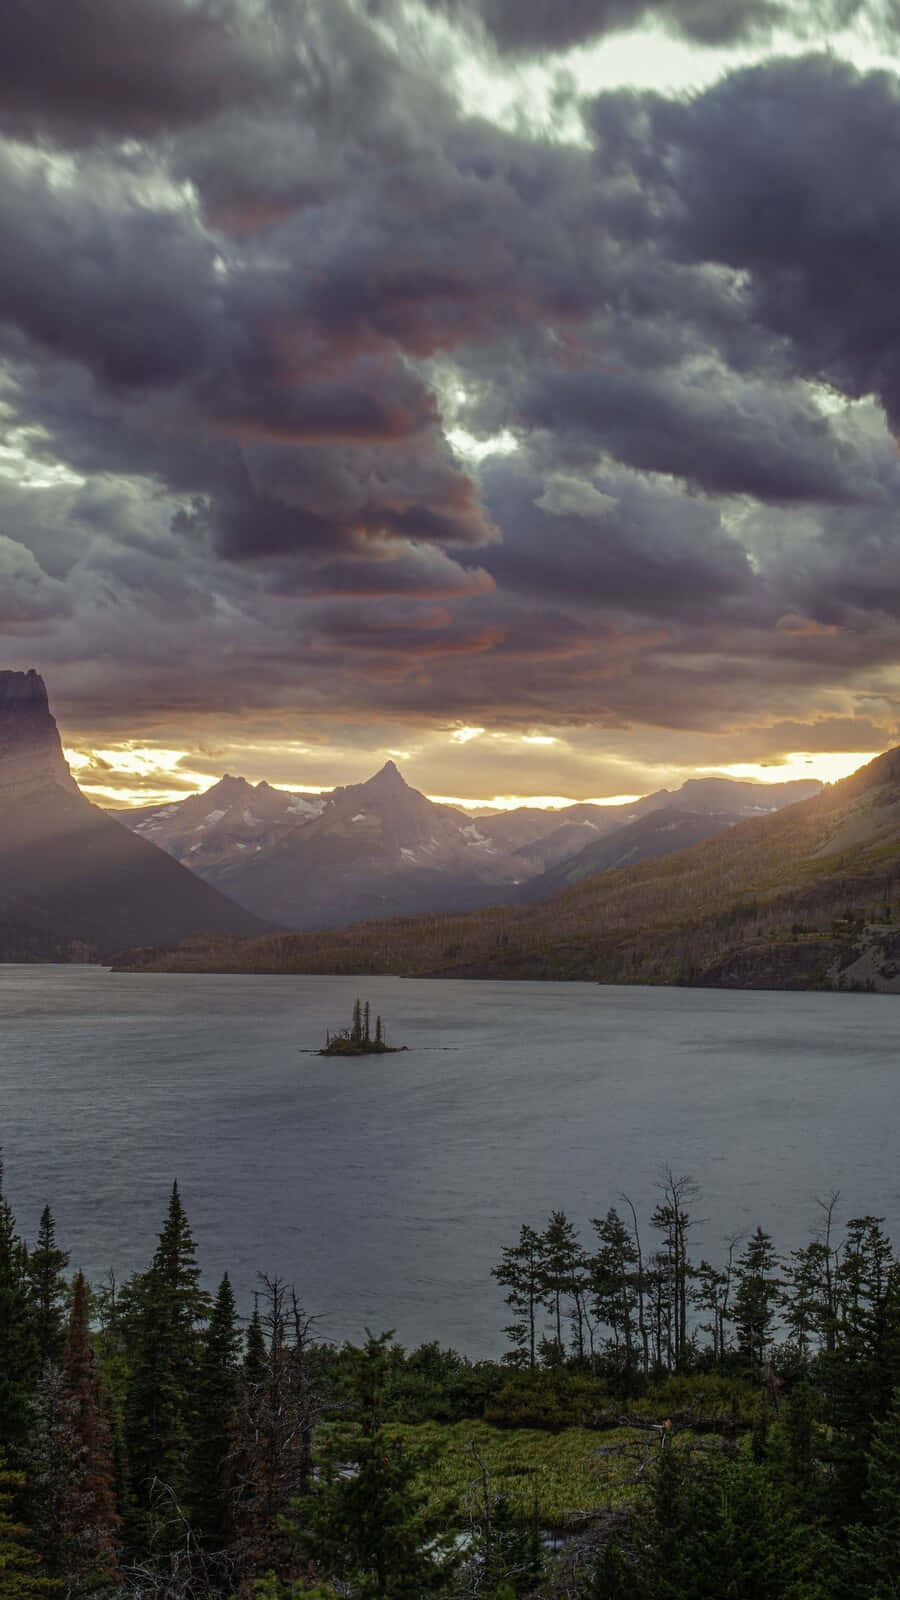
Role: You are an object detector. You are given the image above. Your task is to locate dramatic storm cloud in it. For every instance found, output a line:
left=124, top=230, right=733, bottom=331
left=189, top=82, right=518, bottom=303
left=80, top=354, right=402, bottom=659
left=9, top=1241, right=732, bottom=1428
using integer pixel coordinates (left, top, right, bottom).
left=2, top=0, right=900, bottom=803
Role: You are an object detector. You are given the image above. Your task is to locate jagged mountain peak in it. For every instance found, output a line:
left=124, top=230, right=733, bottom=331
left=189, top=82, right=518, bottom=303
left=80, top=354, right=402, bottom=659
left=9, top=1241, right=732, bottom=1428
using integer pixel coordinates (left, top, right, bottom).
left=356, top=759, right=411, bottom=795
left=0, top=667, right=49, bottom=705
left=0, top=668, right=78, bottom=796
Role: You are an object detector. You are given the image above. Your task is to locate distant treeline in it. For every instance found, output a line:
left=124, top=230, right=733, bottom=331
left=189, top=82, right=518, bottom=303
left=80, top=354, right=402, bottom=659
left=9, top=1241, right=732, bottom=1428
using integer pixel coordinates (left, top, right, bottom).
left=4, top=1160, right=900, bottom=1597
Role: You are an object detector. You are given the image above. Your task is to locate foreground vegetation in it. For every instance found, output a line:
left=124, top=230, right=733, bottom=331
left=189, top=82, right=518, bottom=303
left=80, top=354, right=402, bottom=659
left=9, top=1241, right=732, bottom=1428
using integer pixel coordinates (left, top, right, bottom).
left=4, top=1159, right=900, bottom=1597
left=118, top=747, right=900, bottom=989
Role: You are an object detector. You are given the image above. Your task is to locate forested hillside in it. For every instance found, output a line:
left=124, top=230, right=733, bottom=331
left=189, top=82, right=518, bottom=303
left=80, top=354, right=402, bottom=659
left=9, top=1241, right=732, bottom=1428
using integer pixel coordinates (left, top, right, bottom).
left=123, top=746, right=900, bottom=989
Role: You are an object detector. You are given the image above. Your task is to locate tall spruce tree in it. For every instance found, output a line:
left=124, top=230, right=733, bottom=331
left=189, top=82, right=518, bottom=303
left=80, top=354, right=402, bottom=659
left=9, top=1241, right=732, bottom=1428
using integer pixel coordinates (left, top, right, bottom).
left=26, top=1208, right=69, bottom=1369
left=734, top=1227, right=781, bottom=1369
left=192, top=1273, right=241, bottom=1546
left=0, top=1161, right=39, bottom=1450
left=123, top=1182, right=210, bottom=1543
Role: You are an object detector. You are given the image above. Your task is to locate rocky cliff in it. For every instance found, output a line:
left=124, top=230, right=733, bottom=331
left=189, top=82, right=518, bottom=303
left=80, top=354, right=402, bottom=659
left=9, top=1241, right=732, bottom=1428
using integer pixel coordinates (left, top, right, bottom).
left=0, top=668, right=78, bottom=796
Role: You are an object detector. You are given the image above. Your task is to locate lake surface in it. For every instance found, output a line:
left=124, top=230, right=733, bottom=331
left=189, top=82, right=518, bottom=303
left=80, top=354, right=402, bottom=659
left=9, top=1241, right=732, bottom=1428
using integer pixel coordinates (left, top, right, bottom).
left=2, top=965, right=899, bottom=1356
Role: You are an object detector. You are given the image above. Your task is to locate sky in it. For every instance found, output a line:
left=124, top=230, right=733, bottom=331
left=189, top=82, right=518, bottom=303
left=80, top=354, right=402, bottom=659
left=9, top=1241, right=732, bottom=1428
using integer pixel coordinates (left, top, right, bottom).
left=3, top=0, right=900, bottom=809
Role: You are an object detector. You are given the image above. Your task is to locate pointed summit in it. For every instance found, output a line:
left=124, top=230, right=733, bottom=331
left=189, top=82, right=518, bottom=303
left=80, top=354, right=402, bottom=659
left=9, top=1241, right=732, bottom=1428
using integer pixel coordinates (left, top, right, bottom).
left=363, top=759, right=410, bottom=792
left=0, top=669, right=78, bottom=796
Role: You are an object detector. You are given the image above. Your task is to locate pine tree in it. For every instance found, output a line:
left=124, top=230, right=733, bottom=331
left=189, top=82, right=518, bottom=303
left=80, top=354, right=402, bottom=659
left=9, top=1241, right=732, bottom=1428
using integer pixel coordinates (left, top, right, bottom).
left=192, top=1273, right=241, bottom=1545
left=734, top=1227, right=781, bottom=1368
left=0, top=1450, right=55, bottom=1600
left=539, top=1211, right=587, bottom=1363
left=292, top=1335, right=458, bottom=1599
left=244, top=1298, right=267, bottom=1384
left=629, top=1439, right=816, bottom=1599
left=843, top=1387, right=900, bottom=1597
left=351, top=999, right=363, bottom=1045
left=123, top=1182, right=211, bottom=1543
left=590, top=1209, right=640, bottom=1377
left=491, top=1225, right=544, bottom=1368
left=27, top=1208, right=69, bottom=1369
left=0, top=1161, right=39, bottom=1449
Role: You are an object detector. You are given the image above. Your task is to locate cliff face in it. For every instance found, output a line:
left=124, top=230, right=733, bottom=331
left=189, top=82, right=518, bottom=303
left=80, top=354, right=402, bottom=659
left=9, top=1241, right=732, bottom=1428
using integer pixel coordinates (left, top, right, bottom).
left=0, top=669, right=78, bottom=796
left=0, top=669, right=269, bottom=958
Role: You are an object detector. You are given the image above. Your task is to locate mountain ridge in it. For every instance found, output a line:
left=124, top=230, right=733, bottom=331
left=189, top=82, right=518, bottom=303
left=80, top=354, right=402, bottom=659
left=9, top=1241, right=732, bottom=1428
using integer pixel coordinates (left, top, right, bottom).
left=116, top=744, right=900, bottom=990
left=113, top=760, right=821, bottom=931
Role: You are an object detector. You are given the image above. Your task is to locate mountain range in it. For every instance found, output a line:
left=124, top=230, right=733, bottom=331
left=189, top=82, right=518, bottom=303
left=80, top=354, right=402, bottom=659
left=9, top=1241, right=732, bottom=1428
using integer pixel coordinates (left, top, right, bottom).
left=116, top=763, right=820, bottom=930
left=0, top=670, right=266, bottom=960
left=0, top=667, right=836, bottom=966
left=123, top=744, right=900, bottom=992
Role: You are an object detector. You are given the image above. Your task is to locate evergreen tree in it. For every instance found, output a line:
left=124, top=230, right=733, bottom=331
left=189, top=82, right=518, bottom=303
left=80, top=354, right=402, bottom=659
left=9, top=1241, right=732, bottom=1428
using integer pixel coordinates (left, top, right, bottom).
left=0, top=1161, right=39, bottom=1449
left=291, top=1335, right=458, bottom=1599
left=590, top=1210, right=640, bottom=1377
left=123, top=1182, right=211, bottom=1542
left=491, top=1225, right=544, bottom=1368
left=0, top=1450, right=55, bottom=1600
left=351, top=999, right=363, bottom=1046
left=244, top=1298, right=268, bottom=1384
left=734, top=1228, right=781, bottom=1368
left=192, top=1273, right=241, bottom=1545
left=629, top=1438, right=817, bottom=1599
left=842, top=1387, right=900, bottom=1598
left=539, top=1211, right=587, bottom=1364
left=26, top=1209, right=69, bottom=1369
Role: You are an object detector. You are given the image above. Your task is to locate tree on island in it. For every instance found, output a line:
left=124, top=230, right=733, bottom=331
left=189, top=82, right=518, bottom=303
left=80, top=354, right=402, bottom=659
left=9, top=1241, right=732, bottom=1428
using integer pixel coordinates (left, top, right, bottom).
left=320, top=1000, right=403, bottom=1056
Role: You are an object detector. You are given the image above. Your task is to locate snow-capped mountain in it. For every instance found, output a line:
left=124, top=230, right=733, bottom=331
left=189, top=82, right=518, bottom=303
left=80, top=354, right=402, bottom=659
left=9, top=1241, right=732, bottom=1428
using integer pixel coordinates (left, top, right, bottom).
left=115, top=762, right=822, bottom=932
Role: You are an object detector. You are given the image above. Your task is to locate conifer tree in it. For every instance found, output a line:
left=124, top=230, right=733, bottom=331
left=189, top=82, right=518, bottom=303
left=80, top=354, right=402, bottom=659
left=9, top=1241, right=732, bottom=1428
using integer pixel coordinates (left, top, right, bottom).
left=244, top=1298, right=267, bottom=1384
left=27, top=1208, right=69, bottom=1368
left=539, top=1211, right=588, bottom=1363
left=0, top=1450, right=55, bottom=1600
left=842, top=1387, right=900, bottom=1597
left=0, top=1161, right=39, bottom=1448
left=734, top=1227, right=781, bottom=1368
left=292, top=1333, right=458, bottom=1599
left=192, top=1273, right=241, bottom=1545
left=590, top=1210, right=640, bottom=1377
left=123, top=1182, right=211, bottom=1542
left=491, top=1224, right=544, bottom=1368
left=351, top=998, right=363, bottom=1045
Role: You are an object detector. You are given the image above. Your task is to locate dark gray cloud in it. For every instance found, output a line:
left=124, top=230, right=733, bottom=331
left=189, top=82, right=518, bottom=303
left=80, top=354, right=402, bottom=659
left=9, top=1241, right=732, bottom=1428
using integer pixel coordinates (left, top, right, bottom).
left=2, top=4, right=900, bottom=770
left=0, top=0, right=286, bottom=140
left=416, top=0, right=804, bottom=52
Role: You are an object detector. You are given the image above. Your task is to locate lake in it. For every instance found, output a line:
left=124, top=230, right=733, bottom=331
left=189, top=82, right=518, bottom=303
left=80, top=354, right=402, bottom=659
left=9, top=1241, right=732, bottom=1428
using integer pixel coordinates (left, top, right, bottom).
left=2, top=965, right=899, bottom=1357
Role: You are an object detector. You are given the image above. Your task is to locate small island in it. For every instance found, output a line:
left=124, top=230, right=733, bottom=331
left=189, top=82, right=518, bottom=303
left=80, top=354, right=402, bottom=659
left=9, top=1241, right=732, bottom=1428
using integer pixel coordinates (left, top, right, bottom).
left=319, top=997, right=408, bottom=1055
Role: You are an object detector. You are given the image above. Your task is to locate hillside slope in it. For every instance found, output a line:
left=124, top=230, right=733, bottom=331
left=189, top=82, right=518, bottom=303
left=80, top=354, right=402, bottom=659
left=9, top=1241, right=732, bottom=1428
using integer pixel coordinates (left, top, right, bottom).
left=118, top=747, right=900, bottom=990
